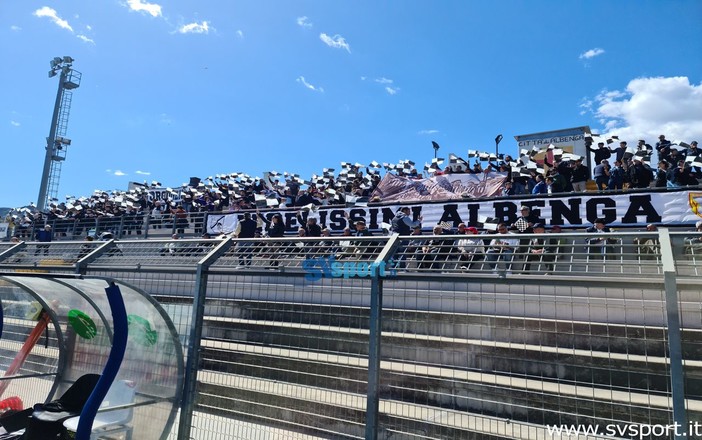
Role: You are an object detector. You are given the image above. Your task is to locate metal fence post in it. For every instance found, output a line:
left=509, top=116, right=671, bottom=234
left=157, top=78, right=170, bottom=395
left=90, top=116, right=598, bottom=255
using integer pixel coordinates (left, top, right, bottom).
left=177, top=237, right=234, bottom=440
left=365, top=234, right=401, bottom=440
left=143, top=213, right=150, bottom=239
left=658, top=228, right=687, bottom=438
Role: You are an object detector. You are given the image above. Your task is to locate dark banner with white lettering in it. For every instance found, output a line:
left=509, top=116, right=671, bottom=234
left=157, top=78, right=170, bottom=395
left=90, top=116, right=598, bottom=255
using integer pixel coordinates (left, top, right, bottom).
left=207, top=189, right=702, bottom=234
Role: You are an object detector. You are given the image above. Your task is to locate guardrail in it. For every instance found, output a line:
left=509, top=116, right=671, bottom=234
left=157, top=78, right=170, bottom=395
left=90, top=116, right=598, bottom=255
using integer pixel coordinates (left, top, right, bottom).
left=0, top=229, right=700, bottom=439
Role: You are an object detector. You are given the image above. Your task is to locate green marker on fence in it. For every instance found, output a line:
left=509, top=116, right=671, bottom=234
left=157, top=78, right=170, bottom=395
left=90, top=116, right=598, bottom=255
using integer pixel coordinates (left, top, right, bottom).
left=68, top=309, right=97, bottom=339
left=128, top=314, right=158, bottom=347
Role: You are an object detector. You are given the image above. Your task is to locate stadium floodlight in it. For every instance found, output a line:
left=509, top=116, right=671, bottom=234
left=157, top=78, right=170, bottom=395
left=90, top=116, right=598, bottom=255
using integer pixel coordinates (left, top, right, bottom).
left=55, top=136, right=71, bottom=145
left=37, top=56, right=81, bottom=211
left=432, top=141, right=440, bottom=159
left=495, top=134, right=503, bottom=157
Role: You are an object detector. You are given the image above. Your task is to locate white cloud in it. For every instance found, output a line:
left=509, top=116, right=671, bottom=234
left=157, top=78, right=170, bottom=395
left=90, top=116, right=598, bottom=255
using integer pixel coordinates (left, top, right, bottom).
left=579, top=48, right=605, bottom=60
left=320, top=33, right=350, bottom=53
left=588, top=76, right=702, bottom=143
left=297, top=16, right=312, bottom=28
left=178, top=21, right=210, bottom=34
left=77, top=34, right=95, bottom=44
left=10, top=121, right=20, bottom=127
left=34, top=7, right=73, bottom=32
left=125, top=0, right=162, bottom=18
left=113, top=170, right=126, bottom=176
left=86, top=25, right=92, bottom=31
left=135, top=170, right=151, bottom=175
left=360, top=76, right=367, bottom=81
left=159, top=113, right=173, bottom=125
left=10, top=25, right=21, bottom=31
left=236, top=29, right=243, bottom=38
left=296, top=76, right=324, bottom=93
left=418, top=129, right=439, bottom=135
left=385, top=86, right=399, bottom=95
left=375, top=77, right=393, bottom=85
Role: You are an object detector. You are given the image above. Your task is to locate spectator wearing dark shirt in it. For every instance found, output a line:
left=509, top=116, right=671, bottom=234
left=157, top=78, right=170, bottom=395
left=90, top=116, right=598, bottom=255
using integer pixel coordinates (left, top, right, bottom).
left=655, top=134, right=672, bottom=159
left=610, top=141, right=628, bottom=163
left=593, top=160, right=610, bottom=192
left=628, top=158, right=653, bottom=189
left=607, top=160, right=625, bottom=190
left=589, top=142, right=611, bottom=164
left=570, top=159, right=589, bottom=192
left=655, top=161, right=670, bottom=188
left=34, top=225, right=52, bottom=255
left=532, top=175, right=548, bottom=194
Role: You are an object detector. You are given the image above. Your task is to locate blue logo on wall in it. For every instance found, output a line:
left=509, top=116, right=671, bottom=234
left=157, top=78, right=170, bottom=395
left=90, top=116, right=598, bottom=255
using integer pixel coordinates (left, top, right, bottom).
left=302, top=256, right=397, bottom=281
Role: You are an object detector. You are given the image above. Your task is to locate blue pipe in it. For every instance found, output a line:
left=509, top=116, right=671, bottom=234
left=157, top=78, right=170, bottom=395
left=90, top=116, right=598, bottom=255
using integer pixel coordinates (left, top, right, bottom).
left=75, top=282, right=128, bottom=440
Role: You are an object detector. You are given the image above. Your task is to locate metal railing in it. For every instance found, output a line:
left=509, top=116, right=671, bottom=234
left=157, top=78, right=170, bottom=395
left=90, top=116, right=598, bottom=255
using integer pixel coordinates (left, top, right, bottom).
left=0, top=229, right=700, bottom=439
left=6, top=211, right=210, bottom=242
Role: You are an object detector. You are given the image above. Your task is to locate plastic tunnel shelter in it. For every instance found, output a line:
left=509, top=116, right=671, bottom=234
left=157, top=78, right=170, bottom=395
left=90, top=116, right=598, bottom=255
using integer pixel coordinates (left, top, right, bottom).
left=0, top=274, right=184, bottom=439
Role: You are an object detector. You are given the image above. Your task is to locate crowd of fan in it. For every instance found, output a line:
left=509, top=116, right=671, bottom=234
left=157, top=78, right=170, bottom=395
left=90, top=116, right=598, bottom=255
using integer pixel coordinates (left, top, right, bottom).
left=3, top=134, right=700, bottom=242
left=178, top=206, right=702, bottom=276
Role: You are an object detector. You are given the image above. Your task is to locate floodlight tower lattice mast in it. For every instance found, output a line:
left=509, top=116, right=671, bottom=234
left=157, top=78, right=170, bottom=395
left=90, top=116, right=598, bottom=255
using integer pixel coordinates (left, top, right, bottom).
left=37, top=56, right=81, bottom=211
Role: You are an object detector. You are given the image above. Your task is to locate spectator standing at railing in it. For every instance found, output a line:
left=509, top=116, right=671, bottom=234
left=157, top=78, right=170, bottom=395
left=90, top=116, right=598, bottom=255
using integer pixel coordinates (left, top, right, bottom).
left=670, top=160, right=697, bottom=187
left=419, top=225, right=455, bottom=270
left=526, top=170, right=538, bottom=194
left=548, top=168, right=567, bottom=193
left=260, top=212, right=285, bottom=238
left=151, top=201, right=164, bottom=229
left=234, top=212, right=259, bottom=266
left=607, top=160, right=625, bottom=190
left=523, top=223, right=556, bottom=274
left=171, top=205, right=189, bottom=234
left=593, top=160, right=610, bottom=192
left=34, top=225, right=52, bottom=256
left=555, top=160, right=574, bottom=192
left=486, top=223, right=519, bottom=275
left=300, top=215, right=322, bottom=237
left=532, top=175, right=548, bottom=194
left=391, top=207, right=422, bottom=236
left=457, top=226, right=484, bottom=270
left=654, top=161, right=670, bottom=188
left=585, top=218, right=615, bottom=259
left=570, top=159, right=589, bottom=192
left=628, top=158, right=653, bottom=188
left=633, top=224, right=659, bottom=260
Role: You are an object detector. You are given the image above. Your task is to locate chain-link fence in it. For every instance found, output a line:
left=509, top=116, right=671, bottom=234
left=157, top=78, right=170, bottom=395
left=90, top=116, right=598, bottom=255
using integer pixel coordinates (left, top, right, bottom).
left=0, top=228, right=700, bottom=439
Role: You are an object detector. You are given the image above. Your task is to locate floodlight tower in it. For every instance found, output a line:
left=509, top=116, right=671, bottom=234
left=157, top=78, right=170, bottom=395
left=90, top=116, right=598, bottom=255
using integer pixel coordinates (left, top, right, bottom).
left=36, top=56, right=81, bottom=211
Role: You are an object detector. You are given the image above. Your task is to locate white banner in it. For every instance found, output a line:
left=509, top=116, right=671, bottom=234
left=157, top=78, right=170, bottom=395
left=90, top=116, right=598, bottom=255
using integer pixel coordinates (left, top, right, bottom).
left=206, top=189, right=702, bottom=234
left=0, top=222, right=8, bottom=238
left=206, top=213, right=239, bottom=235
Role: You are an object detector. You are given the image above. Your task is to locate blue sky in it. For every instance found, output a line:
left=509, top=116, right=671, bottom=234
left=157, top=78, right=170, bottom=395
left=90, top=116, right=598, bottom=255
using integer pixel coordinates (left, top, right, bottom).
left=2, top=0, right=701, bottom=209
